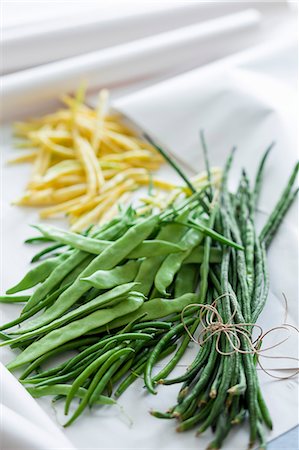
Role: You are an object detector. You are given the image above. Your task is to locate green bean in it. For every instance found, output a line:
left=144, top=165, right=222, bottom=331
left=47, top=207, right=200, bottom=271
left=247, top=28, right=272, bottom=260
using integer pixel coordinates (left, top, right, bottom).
left=0, top=332, right=11, bottom=341
left=64, top=348, right=118, bottom=414
left=155, top=226, right=204, bottom=295
left=263, top=187, right=298, bottom=248
left=114, top=344, right=177, bottom=399
left=177, top=218, right=244, bottom=251
left=20, top=220, right=128, bottom=316
left=183, top=246, right=221, bottom=264
left=0, top=282, right=72, bottom=332
left=28, top=347, right=114, bottom=387
left=132, top=321, right=172, bottom=331
left=60, top=254, right=95, bottom=287
left=239, top=172, right=255, bottom=299
left=19, top=337, right=99, bottom=380
left=35, top=224, right=183, bottom=258
left=152, top=331, right=193, bottom=383
left=252, top=243, right=269, bottom=323
left=31, top=243, right=67, bottom=263
left=114, top=355, right=148, bottom=399
left=199, top=204, right=217, bottom=303
left=6, top=253, right=69, bottom=295
left=176, top=402, right=213, bottom=432
left=206, top=410, right=232, bottom=449
left=0, top=295, right=30, bottom=303
left=98, top=293, right=199, bottom=333
left=89, top=350, right=135, bottom=406
left=209, top=357, right=224, bottom=398
left=199, top=130, right=213, bottom=201
left=22, top=366, right=87, bottom=387
left=81, top=260, right=141, bottom=289
left=6, top=295, right=143, bottom=370
left=61, top=333, right=153, bottom=375
left=173, top=339, right=218, bottom=417
left=20, top=215, right=158, bottom=331
left=145, top=318, right=194, bottom=394
left=150, top=411, right=174, bottom=419
left=260, top=162, right=299, bottom=243
left=27, top=384, right=116, bottom=405
left=133, top=221, right=189, bottom=296
left=25, top=236, right=53, bottom=244
left=148, top=137, right=212, bottom=215
left=161, top=341, right=211, bottom=385
left=21, top=250, right=88, bottom=315
left=128, top=240, right=185, bottom=258
left=253, top=142, right=275, bottom=208
left=4, top=284, right=140, bottom=341
left=64, top=348, right=133, bottom=426
left=227, top=365, right=246, bottom=397
left=110, top=354, right=136, bottom=386
left=116, top=313, right=148, bottom=334
left=197, top=354, right=235, bottom=435
left=90, top=218, right=127, bottom=241
left=227, top=290, right=259, bottom=446
left=243, top=354, right=258, bottom=445
left=61, top=343, right=117, bottom=376
left=134, top=256, right=164, bottom=296
left=257, top=385, right=273, bottom=430
left=256, top=420, right=266, bottom=450
left=33, top=224, right=115, bottom=254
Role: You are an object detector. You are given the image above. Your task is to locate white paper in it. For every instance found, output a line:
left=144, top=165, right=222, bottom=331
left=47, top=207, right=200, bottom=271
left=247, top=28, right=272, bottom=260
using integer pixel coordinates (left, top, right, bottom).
left=2, top=2, right=252, bottom=74
left=1, top=36, right=298, bottom=450
left=1, top=9, right=260, bottom=120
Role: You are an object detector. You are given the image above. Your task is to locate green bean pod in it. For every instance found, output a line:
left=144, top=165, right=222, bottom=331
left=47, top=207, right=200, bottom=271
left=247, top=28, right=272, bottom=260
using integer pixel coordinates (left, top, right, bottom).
left=6, top=253, right=69, bottom=295
left=27, top=384, right=116, bottom=406
left=81, top=261, right=141, bottom=289
left=6, top=296, right=143, bottom=369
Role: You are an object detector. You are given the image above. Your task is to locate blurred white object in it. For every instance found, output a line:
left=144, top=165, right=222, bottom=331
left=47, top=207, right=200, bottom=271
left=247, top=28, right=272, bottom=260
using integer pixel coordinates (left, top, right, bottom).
left=1, top=9, right=261, bottom=120
left=1, top=2, right=259, bottom=74
left=0, top=363, right=75, bottom=450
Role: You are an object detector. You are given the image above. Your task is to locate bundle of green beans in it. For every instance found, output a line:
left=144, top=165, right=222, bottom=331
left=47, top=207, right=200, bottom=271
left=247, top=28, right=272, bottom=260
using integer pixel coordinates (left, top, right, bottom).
left=148, top=141, right=298, bottom=450
left=0, top=136, right=297, bottom=449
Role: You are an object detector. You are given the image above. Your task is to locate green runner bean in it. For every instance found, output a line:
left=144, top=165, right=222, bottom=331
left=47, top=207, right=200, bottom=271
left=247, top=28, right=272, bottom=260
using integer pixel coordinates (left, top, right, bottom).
left=6, top=296, right=143, bottom=369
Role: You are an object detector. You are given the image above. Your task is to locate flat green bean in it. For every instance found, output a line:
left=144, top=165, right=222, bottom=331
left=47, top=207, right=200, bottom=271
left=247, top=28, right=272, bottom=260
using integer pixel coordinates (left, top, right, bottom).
left=3, top=284, right=140, bottom=340
left=6, top=253, right=69, bottom=295
left=155, top=226, right=204, bottom=295
left=183, top=246, right=221, bottom=264
left=0, top=295, right=30, bottom=303
left=174, top=264, right=197, bottom=297
left=127, top=240, right=184, bottom=258
left=100, top=293, right=198, bottom=333
left=6, top=296, right=143, bottom=369
left=81, top=261, right=141, bottom=289
left=19, top=215, right=158, bottom=331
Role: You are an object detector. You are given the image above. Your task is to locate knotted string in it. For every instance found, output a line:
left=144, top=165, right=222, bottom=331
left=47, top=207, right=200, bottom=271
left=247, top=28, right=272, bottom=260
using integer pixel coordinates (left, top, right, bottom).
left=181, top=293, right=299, bottom=380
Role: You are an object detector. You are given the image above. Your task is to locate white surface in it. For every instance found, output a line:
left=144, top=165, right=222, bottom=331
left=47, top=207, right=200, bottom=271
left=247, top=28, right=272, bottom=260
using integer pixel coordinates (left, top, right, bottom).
left=1, top=2, right=253, bottom=74
left=2, top=1, right=290, bottom=75
left=1, top=9, right=261, bottom=120
left=1, top=35, right=298, bottom=449
left=1, top=365, right=75, bottom=450
left=2, top=2, right=296, bottom=122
